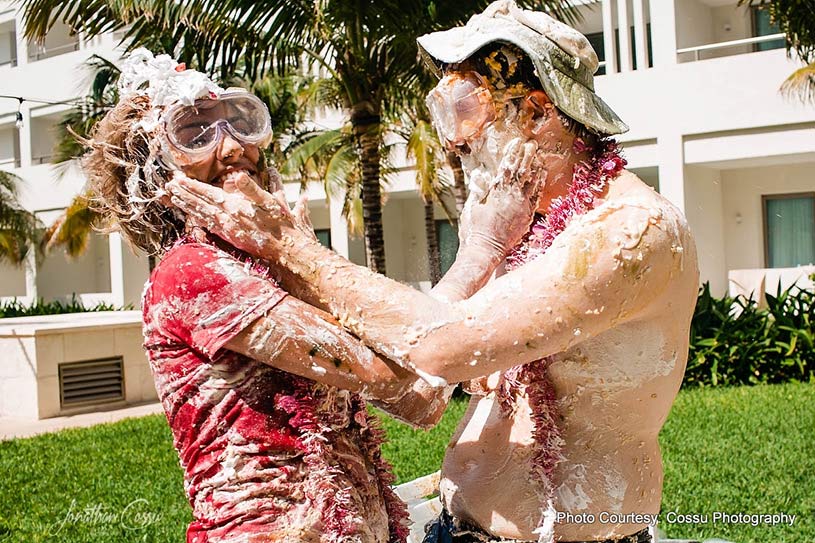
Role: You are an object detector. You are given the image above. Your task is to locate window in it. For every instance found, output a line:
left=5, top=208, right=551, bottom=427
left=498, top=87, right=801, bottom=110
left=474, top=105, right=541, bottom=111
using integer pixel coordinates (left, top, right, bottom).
left=763, top=193, right=815, bottom=268
left=315, top=229, right=331, bottom=249
left=585, top=24, right=653, bottom=75
left=585, top=32, right=606, bottom=75
left=0, top=25, right=17, bottom=67
left=435, top=220, right=459, bottom=276
left=752, top=7, right=785, bottom=52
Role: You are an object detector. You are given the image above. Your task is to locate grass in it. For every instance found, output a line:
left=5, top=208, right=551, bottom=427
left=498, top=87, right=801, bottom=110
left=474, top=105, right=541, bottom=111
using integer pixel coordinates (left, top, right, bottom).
left=659, top=382, right=814, bottom=543
left=0, top=383, right=811, bottom=543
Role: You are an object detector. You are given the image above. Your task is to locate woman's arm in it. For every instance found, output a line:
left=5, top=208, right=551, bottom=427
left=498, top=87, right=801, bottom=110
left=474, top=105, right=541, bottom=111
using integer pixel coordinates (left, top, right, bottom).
left=226, top=295, right=416, bottom=403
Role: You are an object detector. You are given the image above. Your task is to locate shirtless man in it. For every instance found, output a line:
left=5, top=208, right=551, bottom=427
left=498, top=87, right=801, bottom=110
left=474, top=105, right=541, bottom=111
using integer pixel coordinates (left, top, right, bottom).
left=168, top=2, right=699, bottom=542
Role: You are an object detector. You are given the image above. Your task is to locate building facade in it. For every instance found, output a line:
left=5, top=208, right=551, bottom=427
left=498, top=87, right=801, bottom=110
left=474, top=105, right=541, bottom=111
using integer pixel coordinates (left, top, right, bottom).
left=1, top=0, right=813, bottom=308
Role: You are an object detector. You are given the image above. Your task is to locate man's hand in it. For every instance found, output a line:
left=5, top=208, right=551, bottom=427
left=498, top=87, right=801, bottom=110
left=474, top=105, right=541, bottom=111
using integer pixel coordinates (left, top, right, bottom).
left=458, top=139, right=544, bottom=257
left=167, top=172, right=315, bottom=260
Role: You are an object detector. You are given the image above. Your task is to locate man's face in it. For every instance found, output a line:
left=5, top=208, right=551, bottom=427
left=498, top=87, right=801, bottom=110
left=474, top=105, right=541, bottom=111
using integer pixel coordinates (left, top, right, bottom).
left=427, top=69, right=567, bottom=152
left=426, top=70, right=497, bottom=152
left=427, top=68, right=579, bottom=213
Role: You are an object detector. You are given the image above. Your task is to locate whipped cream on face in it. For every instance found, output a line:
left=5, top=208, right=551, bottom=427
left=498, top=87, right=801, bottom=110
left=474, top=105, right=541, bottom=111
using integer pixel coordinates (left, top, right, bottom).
left=453, top=100, right=527, bottom=201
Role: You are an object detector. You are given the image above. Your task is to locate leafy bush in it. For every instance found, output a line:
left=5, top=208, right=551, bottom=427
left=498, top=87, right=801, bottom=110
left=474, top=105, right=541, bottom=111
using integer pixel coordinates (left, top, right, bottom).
left=685, top=280, right=814, bottom=387
left=0, top=295, right=132, bottom=318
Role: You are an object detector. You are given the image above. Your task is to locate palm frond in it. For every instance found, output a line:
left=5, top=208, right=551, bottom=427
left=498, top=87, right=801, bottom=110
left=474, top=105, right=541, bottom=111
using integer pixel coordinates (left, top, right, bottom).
left=281, top=127, right=350, bottom=179
left=0, top=171, right=40, bottom=265
left=739, top=0, right=815, bottom=64
left=40, top=192, right=102, bottom=258
left=780, top=61, right=815, bottom=104
left=323, top=144, right=358, bottom=200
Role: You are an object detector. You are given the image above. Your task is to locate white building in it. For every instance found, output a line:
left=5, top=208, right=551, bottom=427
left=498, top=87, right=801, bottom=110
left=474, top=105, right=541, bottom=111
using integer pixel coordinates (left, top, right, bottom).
left=1, top=0, right=814, bottom=308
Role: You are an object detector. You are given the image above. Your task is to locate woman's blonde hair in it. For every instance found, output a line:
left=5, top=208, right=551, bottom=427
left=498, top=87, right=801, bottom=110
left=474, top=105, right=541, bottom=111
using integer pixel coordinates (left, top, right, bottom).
left=83, top=94, right=185, bottom=255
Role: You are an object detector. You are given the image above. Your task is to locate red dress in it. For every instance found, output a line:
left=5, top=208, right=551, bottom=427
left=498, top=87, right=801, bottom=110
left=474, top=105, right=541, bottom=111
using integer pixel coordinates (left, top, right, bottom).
left=142, top=240, right=408, bottom=543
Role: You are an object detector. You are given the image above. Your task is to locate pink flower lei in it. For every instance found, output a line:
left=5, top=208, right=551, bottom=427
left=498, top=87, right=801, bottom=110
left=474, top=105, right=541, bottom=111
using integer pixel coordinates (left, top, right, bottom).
left=498, top=136, right=625, bottom=537
left=506, top=137, right=627, bottom=270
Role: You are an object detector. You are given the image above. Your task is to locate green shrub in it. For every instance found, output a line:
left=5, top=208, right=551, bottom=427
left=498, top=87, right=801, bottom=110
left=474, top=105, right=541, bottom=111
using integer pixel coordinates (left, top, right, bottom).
left=684, top=280, right=814, bottom=388
left=0, top=295, right=132, bottom=318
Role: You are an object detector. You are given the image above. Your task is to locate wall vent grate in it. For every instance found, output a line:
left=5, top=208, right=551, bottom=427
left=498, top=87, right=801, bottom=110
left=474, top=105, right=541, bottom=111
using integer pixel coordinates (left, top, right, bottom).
left=59, top=358, right=125, bottom=407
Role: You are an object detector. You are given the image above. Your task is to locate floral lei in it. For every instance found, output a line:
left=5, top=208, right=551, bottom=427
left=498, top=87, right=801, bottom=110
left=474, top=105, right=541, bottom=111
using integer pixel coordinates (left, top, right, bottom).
left=497, top=136, right=625, bottom=540
left=506, top=137, right=627, bottom=270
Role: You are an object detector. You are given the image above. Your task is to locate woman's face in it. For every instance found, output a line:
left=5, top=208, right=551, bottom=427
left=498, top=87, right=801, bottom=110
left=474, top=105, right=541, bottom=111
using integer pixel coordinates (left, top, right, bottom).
left=168, top=133, right=262, bottom=194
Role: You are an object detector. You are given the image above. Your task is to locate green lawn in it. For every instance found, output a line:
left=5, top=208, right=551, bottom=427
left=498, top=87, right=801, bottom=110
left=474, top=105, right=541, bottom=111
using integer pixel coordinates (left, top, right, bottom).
left=0, top=383, right=811, bottom=543
left=659, top=383, right=813, bottom=543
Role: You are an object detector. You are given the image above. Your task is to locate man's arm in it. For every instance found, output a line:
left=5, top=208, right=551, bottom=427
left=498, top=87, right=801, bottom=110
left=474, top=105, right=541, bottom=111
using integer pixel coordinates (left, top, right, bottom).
left=168, top=175, right=689, bottom=383
left=371, top=235, right=507, bottom=426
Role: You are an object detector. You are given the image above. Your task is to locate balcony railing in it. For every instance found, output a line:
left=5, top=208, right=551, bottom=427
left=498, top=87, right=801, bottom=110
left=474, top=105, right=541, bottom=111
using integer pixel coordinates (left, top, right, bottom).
left=677, top=33, right=785, bottom=62
left=0, top=157, right=20, bottom=168
left=27, top=40, right=80, bottom=62
left=31, top=154, right=53, bottom=165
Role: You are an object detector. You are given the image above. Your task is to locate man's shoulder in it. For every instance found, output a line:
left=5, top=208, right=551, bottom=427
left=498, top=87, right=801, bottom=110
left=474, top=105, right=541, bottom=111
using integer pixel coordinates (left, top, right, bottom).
left=602, top=171, right=691, bottom=234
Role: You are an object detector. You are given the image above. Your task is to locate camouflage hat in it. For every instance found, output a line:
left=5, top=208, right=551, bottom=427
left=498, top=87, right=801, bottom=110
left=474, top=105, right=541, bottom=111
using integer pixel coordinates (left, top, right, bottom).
left=417, top=0, right=628, bottom=135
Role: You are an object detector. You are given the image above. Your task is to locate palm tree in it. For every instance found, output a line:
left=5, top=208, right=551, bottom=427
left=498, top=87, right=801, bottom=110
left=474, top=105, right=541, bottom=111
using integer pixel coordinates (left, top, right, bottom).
left=741, top=0, right=815, bottom=103
left=0, top=171, right=40, bottom=266
left=402, top=117, right=457, bottom=285
left=282, top=124, right=366, bottom=237
left=20, top=0, right=577, bottom=275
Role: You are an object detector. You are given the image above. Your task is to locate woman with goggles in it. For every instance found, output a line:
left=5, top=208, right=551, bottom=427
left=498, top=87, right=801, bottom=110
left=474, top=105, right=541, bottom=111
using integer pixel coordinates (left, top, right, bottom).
left=82, top=50, right=443, bottom=543
left=163, top=90, right=273, bottom=157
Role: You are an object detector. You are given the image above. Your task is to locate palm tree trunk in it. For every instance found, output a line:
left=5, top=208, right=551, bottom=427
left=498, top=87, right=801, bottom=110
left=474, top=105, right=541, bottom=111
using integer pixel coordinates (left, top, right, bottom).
left=424, top=200, right=441, bottom=286
left=447, top=151, right=467, bottom=215
left=353, top=110, right=387, bottom=274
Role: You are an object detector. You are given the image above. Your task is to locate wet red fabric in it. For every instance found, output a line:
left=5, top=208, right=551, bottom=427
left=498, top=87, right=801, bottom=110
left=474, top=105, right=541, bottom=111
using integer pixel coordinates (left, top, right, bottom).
left=142, top=240, right=408, bottom=543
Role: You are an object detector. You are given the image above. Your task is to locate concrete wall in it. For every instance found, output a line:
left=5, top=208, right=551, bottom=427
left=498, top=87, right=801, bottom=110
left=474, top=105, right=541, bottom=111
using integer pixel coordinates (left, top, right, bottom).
left=675, top=0, right=713, bottom=49
left=0, top=312, right=155, bottom=419
left=120, top=243, right=150, bottom=308
left=684, top=165, right=727, bottom=294
left=382, top=197, right=428, bottom=283
left=29, top=114, right=59, bottom=162
left=37, top=233, right=111, bottom=299
left=0, top=335, right=38, bottom=418
left=572, top=2, right=606, bottom=36
left=0, top=262, right=26, bottom=298
left=0, top=20, right=14, bottom=65
left=711, top=4, right=753, bottom=58
left=0, top=124, right=17, bottom=164
left=722, top=162, right=815, bottom=272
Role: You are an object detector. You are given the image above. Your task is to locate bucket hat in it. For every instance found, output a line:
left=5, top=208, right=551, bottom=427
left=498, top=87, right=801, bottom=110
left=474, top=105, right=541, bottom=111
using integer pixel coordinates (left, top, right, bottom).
left=417, top=0, right=628, bottom=135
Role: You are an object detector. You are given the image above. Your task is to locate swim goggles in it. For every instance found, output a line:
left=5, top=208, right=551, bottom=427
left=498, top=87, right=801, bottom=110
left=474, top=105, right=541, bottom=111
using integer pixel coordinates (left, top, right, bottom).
left=163, top=90, right=272, bottom=157
left=426, top=71, right=528, bottom=147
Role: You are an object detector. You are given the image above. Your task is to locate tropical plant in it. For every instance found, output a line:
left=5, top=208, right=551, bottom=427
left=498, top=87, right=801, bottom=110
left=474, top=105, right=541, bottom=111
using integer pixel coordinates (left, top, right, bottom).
left=402, top=117, right=456, bottom=285
left=281, top=124, right=366, bottom=236
left=0, top=294, right=131, bottom=318
left=0, top=170, right=40, bottom=265
left=20, top=0, right=577, bottom=274
left=40, top=55, right=117, bottom=258
left=685, top=281, right=814, bottom=388
left=741, top=0, right=815, bottom=103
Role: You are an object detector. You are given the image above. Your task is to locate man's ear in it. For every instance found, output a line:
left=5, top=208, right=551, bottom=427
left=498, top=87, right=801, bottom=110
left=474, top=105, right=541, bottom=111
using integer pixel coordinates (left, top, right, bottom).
left=523, top=90, right=553, bottom=116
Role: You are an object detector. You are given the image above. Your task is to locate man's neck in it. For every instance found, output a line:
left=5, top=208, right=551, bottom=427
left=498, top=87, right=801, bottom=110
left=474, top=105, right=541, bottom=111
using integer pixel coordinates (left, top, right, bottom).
left=536, top=144, right=590, bottom=212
